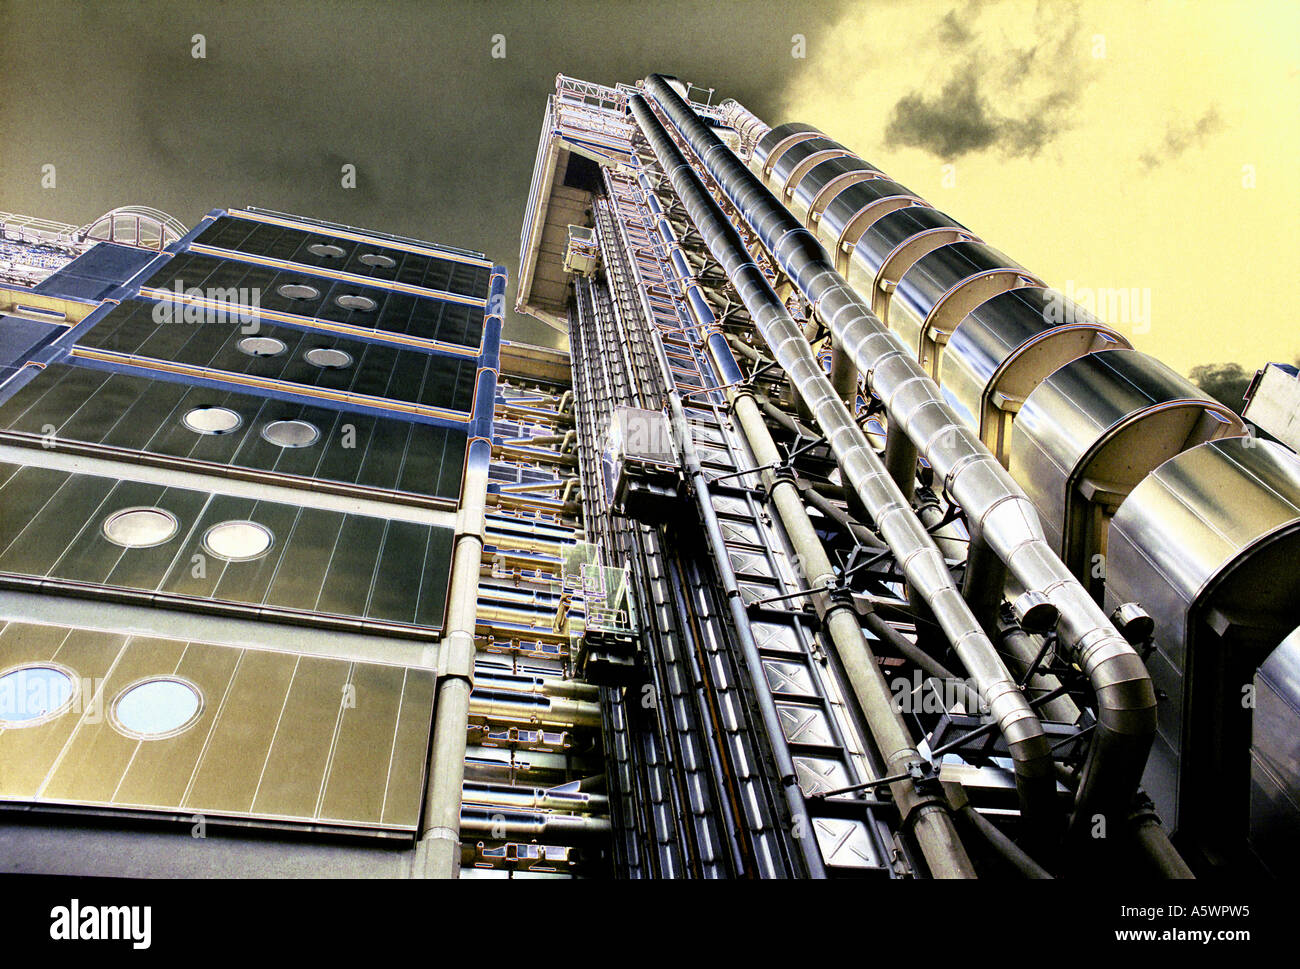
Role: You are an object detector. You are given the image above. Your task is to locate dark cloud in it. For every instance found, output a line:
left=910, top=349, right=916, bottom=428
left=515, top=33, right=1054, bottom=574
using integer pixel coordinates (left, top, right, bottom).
left=1140, top=108, right=1225, bottom=170
left=886, top=67, right=1000, bottom=158
left=884, top=2, right=1090, bottom=160
left=1190, top=361, right=1251, bottom=414
left=0, top=0, right=851, bottom=349
left=937, top=8, right=975, bottom=47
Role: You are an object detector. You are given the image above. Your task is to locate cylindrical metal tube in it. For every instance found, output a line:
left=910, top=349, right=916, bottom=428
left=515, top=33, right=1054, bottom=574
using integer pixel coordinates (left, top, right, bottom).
left=459, top=808, right=613, bottom=839
left=732, top=390, right=977, bottom=878
left=999, top=621, right=1081, bottom=726
left=1130, top=813, right=1196, bottom=879
left=631, top=91, right=1058, bottom=834
left=960, top=804, right=1054, bottom=879
left=417, top=268, right=507, bottom=879
left=643, top=75, right=1156, bottom=835
left=469, top=689, right=604, bottom=728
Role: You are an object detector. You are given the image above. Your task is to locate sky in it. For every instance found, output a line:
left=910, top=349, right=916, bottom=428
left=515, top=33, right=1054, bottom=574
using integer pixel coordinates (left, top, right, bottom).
left=1, top=0, right=1295, bottom=377
left=779, top=0, right=1299, bottom=375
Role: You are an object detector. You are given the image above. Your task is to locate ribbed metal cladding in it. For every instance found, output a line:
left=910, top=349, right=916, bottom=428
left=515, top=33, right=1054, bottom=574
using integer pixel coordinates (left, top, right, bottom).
left=848, top=205, right=973, bottom=307
left=939, top=287, right=1129, bottom=449
left=630, top=92, right=1058, bottom=830
left=791, top=156, right=882, bottom=227
left=813, top=178, right=923, bottom=262
left=769, top=137, right=854, bottom=205
left=751, top=122, right=822, bottom=176
left=643, top=72, right=1157, bottom=834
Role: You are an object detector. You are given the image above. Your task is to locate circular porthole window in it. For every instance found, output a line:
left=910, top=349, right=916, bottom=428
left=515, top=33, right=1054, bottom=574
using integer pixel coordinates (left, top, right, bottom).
left=237, top=336, right=286, bottom=357
left=358, top=253, right=397, bottom=269
left=261, top=419, right=320, bottom=448
left=103, top=507, right=180, bottom=549
left=307, top=243, right=347, bottom=259
left=183, top=405, right=242, bottom=435
left=277, top=283, right=321, bottom=301
left=110, top=677, right=202, bottom=740
left=202, top=520, right=274, bottom=561
left=0, top=664, right=78, bottom=727
left=334, top=293, right=378, bottom=312
left=304, top=347, right=353, bottom=369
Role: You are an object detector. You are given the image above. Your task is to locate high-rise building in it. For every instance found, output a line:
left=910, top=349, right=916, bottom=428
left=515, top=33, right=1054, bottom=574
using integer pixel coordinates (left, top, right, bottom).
left=514, top=74, right=1300, bottom=879
left=1, top=71, right=1297, bottom=881
left=0, top=204, right=610, bottom=878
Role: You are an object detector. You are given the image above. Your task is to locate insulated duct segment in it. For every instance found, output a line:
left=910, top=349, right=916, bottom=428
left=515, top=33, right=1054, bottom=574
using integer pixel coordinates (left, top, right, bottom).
left=1106, top=438, right=1300, bottom=853
left=940, top=288, right=1130, bottom=464
left=1011, top=348, right=1243, bottom=600
left=643, top=74, right=1156, bottom=835
left=629, top=92, right=1059, bottom=833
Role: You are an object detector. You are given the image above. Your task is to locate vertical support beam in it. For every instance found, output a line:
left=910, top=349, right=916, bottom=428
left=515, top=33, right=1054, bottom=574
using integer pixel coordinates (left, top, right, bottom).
left=962, top=526, right=1008, bottom=628
left=414, top=267, right=505, bottom=878
left=829, top=341, right=857, bottom=405
left=730, top=388, right=976, bottom=879
left=883, top=427, right=918, bottom=502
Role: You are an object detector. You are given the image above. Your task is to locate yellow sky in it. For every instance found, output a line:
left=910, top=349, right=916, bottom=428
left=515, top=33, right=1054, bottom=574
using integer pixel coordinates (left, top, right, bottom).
left=779, top=0, right=1299, bottom=376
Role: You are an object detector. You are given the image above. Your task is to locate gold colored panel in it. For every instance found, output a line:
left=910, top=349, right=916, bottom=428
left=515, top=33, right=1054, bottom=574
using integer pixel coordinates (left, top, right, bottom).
left=0, top=620, right=432, bottom=832
left=183, top=649, right=298, bottom=815
left=251, top=655, right=352, bottom=820
left=40, top=636, right=189, bottom=803
left=111, top=643, right=241, bottom=810
left=318, top=662, right=406, bottom=826
left=0, top=620, right=74, bottom=665
left=0, top=626, right=127, bottom=798
left=382, top=668, right=436, bottom=829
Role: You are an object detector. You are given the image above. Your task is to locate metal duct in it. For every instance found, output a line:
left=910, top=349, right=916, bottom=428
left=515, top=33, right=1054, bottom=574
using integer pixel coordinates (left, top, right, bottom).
left=629, top=92, right=1058, bottom=832
left=643, top=73, right=1157, bottom=835
left=940, top=287, right=1130, bottom=463
left=792, top=156, right=883, bottom=227
left=887, top=240, right=1042, bottom=377
left=1105, top=437, right=1300, bottom=845
left=849, top=206, right=974, bottom=318
left=416, top=266, right=507, bottom=879
left=717, top=98, right=771, bottom=154
left=1012, top=348, right=1243, bottom=598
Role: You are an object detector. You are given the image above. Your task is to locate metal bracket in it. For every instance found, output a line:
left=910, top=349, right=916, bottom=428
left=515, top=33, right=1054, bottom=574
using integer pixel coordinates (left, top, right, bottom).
left=807, top=758, right=941, bottom=803
left=438, top=629, right=477, bottom=685
left=780, top=432, right=828, bottom=466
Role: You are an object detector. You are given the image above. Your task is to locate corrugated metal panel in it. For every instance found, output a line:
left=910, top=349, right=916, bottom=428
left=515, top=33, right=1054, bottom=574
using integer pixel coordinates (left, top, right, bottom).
left=0, top=619, right=435, bottom=831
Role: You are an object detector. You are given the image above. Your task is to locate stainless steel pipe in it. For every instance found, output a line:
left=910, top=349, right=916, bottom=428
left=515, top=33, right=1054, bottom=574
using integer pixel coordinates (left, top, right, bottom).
left=415, top=267, right=508, bottom=879
left=631, top=92, right=1057, bottom=839
left=642, top=74, right=1156, bottom=834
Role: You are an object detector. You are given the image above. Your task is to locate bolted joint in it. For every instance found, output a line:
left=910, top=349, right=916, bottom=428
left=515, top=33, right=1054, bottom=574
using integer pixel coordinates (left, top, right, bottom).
left=825, top=582, right=858, bottom=610
left=768, top=462, right=798, bottom=485
left=1127, top=792, right=1161, bottom=828
left=890, top=761, right=947, bottom=829
left=1110, top=602, right=1155, bottom=645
